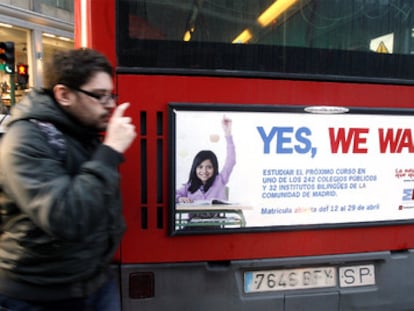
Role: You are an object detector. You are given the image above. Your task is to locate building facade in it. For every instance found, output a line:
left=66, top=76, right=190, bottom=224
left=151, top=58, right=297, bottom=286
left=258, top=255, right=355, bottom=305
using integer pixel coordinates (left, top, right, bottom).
left=0, top=0, right=74, bottom=105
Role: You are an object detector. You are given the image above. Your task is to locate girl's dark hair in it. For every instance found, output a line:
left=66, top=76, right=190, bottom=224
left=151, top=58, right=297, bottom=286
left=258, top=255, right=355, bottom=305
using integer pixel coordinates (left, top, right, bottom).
left=187, top=150, right=219, bottom=193
left=43, top=48, right=113, bottom=90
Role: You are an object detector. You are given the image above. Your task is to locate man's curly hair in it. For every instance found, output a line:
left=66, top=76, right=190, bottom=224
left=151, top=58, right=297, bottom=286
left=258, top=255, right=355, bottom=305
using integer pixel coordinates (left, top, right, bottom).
left=43, top=48, right=113, bottom=90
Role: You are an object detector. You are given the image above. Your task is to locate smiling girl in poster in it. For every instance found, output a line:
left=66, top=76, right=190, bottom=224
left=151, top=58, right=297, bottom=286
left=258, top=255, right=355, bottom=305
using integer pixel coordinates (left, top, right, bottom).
left=176, top=116, right=236, bottom=205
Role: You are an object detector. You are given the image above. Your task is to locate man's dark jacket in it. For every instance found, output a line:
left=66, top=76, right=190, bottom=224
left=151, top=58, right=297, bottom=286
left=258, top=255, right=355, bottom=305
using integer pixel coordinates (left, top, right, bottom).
left=0, top=89, right=126, bottom=301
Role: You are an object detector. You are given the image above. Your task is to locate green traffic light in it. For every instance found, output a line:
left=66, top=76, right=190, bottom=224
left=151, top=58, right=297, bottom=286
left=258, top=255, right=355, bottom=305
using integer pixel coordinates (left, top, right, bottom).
left=4, top=64, right=14, bottom=74
left=0, top=41, right=15, bottom=74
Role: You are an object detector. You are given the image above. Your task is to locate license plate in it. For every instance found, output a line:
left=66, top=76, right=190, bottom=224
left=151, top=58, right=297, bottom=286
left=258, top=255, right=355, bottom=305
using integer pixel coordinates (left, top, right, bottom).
left=244, top=264, right=376, bottom=293
left=244, top=266, right=336, bottom=293
left=338, top=264, right=375, bottom=288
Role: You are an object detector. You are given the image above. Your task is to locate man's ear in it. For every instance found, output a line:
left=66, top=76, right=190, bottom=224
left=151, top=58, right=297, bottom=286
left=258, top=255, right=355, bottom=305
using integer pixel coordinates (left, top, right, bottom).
left=53, top=84, right=73, bottom=107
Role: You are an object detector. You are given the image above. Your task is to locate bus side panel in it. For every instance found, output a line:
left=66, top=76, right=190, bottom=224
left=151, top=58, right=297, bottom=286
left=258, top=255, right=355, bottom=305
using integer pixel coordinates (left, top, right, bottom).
left=118, top=73, right=414, bottom=264
left=74, top=0, right=117, bottom=66
left=120, top=251, right=414, bottom=311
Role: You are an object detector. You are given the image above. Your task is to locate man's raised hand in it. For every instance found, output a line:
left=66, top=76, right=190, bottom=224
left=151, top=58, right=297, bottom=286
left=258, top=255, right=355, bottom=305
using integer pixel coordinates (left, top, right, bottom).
left=104, top=102, right=136, bottom=153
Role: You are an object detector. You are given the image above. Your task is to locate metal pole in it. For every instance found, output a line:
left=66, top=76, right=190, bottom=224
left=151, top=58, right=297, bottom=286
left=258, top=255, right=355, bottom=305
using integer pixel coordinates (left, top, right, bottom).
left=9, top=73, right=15, bottom=106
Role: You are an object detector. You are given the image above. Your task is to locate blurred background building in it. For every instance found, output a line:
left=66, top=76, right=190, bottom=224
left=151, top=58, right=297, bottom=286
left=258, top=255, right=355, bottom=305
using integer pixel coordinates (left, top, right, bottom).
left=0, top=0, right=74, bottom=106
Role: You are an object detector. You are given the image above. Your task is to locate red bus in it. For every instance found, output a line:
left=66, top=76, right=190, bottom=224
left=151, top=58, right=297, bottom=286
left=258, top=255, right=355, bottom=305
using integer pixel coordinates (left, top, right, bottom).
left=75, top=0, right=414, bottom=310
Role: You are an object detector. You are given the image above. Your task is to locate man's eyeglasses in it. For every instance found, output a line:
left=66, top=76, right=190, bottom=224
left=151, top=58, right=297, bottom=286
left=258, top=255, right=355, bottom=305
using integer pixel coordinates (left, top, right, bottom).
left=70, top=86, right=118, bottom=104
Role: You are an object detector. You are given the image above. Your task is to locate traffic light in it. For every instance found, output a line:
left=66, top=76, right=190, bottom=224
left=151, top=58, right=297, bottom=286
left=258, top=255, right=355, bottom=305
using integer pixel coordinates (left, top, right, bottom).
left=17, top=63, right=29, bottom=87
left=0, top=41, right=15, bottom=74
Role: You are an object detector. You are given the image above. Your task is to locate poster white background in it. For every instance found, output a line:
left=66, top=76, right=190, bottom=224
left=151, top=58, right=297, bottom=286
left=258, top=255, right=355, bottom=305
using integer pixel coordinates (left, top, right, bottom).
left=173, top=108, right=414, bottom=228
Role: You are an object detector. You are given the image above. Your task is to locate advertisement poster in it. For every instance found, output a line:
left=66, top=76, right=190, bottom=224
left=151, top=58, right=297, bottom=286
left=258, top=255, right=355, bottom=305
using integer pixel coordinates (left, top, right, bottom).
left=170, top=104, right=414, bottom=233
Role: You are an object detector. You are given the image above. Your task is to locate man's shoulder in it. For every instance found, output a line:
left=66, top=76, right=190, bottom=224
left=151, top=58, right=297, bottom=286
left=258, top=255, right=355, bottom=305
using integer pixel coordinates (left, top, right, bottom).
left=2, top=119, right=66, bottom=157
left=30, top=120, right=67, bottom=161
